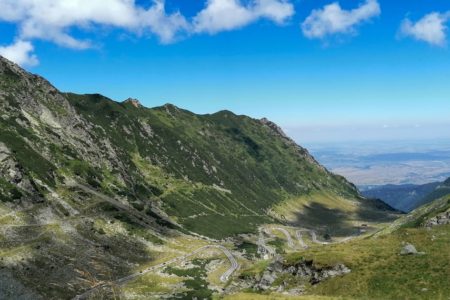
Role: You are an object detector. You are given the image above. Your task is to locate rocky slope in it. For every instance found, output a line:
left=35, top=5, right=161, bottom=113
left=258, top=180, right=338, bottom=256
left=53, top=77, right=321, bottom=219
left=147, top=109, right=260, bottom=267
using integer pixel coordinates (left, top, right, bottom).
left=0, top=55, right=393, bottom=238
left=0, top=55, right=399, bottom=299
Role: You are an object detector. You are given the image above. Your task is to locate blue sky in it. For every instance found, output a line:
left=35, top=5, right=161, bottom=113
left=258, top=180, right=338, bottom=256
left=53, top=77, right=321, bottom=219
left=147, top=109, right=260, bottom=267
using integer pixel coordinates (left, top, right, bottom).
left=1, top=0, right=450, bottom=143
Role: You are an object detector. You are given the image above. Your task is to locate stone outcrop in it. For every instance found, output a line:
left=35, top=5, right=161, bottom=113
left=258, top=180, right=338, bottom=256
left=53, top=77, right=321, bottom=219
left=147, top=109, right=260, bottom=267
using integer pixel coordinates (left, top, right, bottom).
left=244, top=256, right=351, bottom=294
left=123, top=98, right=142, bottom=108
left=423, top=210, right=450, bottom=227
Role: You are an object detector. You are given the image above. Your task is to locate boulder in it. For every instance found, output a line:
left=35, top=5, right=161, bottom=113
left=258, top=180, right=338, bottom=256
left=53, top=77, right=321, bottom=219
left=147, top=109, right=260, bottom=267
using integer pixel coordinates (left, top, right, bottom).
left=423, top=210, right=450, bottom=227
left=254, top=271, right=277, bottom=291
left=400, top=243, right=418, bottom=255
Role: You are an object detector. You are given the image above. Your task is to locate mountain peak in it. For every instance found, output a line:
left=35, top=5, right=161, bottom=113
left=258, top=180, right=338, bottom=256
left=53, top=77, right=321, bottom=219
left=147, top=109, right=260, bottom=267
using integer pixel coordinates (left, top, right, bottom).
left=123, top=98, right=142, bottom=108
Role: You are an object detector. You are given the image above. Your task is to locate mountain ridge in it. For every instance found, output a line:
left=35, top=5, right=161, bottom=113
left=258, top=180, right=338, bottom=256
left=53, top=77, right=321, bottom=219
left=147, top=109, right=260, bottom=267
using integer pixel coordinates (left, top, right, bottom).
left=0, top=55, right=401, bottom=299
left=0, top=55, right=398, bottom=239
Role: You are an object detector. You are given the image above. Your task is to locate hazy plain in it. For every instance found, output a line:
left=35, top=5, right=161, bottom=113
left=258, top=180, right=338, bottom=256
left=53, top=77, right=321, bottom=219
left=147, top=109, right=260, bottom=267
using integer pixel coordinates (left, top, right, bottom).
left=307, top=139, right=450, bottom=186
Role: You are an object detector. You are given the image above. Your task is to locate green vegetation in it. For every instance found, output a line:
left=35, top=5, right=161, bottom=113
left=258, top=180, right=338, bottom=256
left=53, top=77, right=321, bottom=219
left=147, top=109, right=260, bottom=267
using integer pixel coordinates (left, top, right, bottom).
left=236, top=241, right=259, bottom=259
left=268, top=237, right=287, bottom=254
left=0, top=178, right=23, bottom=202
left=164, top=259, right=214, bottom=299
left=61, top=91, right=369, bottom=238
left=281, top=224, right=450, bottom=300
left=0, top=128, right=56, bottom=186
left=416, top=178, right=450, bottom=209
left=0, top=55, right=414, bottom=300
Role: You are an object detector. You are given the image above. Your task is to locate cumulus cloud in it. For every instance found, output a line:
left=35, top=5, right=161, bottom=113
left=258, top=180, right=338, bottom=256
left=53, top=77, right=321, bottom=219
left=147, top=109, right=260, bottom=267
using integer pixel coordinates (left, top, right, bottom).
left=0, top=0, right=190, bottom=48
left=0, top=0, right=297, bottom=66
left=193, top=0, right=294, bottom=34
left=301, top=0, right=380, bottom=39
left=0, top=40, right=38, bottom=67
left=400, top=12, right=450, bottom=46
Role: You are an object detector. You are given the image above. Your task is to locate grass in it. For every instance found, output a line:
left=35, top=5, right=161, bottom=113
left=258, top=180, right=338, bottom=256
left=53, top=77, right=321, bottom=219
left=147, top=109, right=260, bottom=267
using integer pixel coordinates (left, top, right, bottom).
left=164, top=258, right=215, bottom=299
left=268, top=237, right=287, bottom=254
left=271, top=192, right=397, bottom=237
left=379, top=195, right=450, bottom=235
left=0, top=128, right=56, bottom=186
left=62, top=92, right=366, bottom=239
left=281, top=224, right=450, bottom=300
left=121, top=273, right=183, bottom=295
left=221, top=293, right=340, bottom=299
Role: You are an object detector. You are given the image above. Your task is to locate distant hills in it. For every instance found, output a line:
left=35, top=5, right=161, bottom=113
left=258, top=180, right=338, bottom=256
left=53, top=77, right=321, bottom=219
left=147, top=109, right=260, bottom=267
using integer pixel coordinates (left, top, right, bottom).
left=361, top=178, right=450, bottom=212
left=361, top=182, right=440, bottom=212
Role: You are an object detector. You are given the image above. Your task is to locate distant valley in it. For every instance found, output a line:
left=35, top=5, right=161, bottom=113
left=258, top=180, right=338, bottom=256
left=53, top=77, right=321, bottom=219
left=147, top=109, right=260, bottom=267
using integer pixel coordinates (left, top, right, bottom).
left=308, top=140, right=450, bottom=186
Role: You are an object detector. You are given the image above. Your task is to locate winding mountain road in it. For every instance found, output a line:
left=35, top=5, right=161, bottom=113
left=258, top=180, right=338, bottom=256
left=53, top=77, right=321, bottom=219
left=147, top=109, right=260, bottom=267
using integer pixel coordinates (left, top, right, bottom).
left=295, top=230, right=309, bottom=249
left=73, top=245, right=238, bottom=300
left=257, top=228, right=276, bottom=258
left=272, top=227, right=295, bottom=248
left=296, top=229, right=358, bottom=247
left=296, top=229, right=329, bottom=246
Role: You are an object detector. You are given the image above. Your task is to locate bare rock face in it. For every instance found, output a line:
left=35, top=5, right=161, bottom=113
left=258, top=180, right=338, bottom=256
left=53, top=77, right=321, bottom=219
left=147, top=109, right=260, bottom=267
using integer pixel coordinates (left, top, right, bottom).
left=123, top=98, right=142, bottom=108
left=259, top=117, right=317, bottom=164
left=424, top=210, right=450, bottom=227
left=0, top=142, right=37, bottom=197
left=249, top=257, right=351, bottom=293
left=0, top=270, right=43, bottom=300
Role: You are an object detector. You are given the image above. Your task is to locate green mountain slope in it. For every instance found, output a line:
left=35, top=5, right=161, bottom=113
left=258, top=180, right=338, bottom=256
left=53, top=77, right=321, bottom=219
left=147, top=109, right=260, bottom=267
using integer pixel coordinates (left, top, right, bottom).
left=234, top=188, right=450, bottom=300
left=0, top=55, right=392, bottom=239
left=415, top=178, right=450, bottom=208
left=0, top=56, right=401, bottom=299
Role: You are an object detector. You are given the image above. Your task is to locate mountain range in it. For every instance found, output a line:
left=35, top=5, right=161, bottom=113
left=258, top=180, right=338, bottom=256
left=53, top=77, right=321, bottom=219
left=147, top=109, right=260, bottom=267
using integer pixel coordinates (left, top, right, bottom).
left=0, top=56, right=449, bottom=300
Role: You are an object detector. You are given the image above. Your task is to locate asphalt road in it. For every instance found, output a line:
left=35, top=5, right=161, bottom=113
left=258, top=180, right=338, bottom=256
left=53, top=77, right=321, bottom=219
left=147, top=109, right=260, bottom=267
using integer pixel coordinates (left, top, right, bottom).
left=257, top=228, right=276, bottom=257
left=295, top=230, right=309, bottom=249
left=272, top=227, right=295, bottom=248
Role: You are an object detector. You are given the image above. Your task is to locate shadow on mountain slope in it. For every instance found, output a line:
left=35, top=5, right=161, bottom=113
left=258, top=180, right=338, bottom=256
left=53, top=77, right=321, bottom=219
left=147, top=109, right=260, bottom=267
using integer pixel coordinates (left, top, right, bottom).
left=291, top=202, right=357, bottom=236
left=357, top=198, right=402, bottom=222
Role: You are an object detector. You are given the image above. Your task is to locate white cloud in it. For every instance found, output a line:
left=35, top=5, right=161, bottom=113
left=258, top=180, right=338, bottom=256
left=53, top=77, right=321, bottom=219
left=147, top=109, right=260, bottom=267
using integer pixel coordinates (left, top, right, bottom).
left=400, top=12, right=450, bottom=47
left=0, top=0, right=190, bottom=48
left=0, top=0, right=296, bottom=66
left=301, top=0, right=380, bottom=39
left=193, top=0, right=294, bottom=34
left=0, top=40, right=38, bottom=67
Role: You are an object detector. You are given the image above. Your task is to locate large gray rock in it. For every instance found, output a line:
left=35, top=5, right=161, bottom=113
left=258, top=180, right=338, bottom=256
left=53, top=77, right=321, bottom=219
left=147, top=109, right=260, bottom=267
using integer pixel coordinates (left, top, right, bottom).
left=400, top=243, right=418, bottom=255
left=0, top=270, right=43, bottom=300
left=424, top=210, right=450, bottom=227
left=250, top=258, right=351, bottom=291
left=254, top=271, right=277, bottom=291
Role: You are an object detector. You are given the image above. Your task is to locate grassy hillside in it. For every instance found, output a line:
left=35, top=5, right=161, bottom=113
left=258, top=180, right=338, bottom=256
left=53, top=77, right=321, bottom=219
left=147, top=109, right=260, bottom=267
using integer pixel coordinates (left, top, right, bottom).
left=283, top=224, right=450, bottom=300
left=0, top=55, right=401, bottom=299
left=234, top=195, right=450, bottom=300
left=415, top=178, right=450, bottom=209
left=0, top=55, right=388, bottom=240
